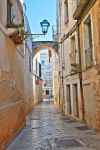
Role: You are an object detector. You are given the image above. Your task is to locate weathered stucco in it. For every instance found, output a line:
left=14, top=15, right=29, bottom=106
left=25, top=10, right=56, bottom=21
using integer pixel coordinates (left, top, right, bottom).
left=0, top=1, right=34, bottom=149
left=57, top=0, right=100, bottom=129
left=79, top=0, right=100, bottom=129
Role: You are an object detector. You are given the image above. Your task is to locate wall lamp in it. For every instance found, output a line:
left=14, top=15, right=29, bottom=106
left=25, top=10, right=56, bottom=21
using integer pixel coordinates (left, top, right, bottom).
left=28, top=19, right=50, bottom=36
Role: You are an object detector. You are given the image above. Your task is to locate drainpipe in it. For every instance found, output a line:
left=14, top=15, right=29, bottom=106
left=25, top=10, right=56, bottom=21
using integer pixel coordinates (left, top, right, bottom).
left=61, top=43, right=65, bottom=113
left=62, top=69, right=65, bottom=113
left=77, top=21, right=85, bottom=123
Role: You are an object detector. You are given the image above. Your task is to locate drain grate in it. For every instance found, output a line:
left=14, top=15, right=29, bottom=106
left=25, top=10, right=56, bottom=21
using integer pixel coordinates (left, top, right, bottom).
left=32, top=127, right=41, bottom=129
left=65, top=120, right=76, bottom=123
left=56, top=138, right=83, bottom=149
left=61, top=118, right=76, bottom=123
left=29, top=118, right=40, bottom=120
left=76, top=126, right=90, bottom=131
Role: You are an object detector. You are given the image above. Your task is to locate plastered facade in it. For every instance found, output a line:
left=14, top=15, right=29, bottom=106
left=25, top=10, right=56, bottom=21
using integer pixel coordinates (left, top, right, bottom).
left=57, top=0, right=100, bottom=129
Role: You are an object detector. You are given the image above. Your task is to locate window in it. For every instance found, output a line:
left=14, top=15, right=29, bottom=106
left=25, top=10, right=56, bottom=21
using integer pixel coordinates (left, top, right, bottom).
left=71, top=36, right=76, bottom=52
left=64, top=0, right=69, bottom=24
left=7, top=0, right=12, bottom=24
left=70, top=36, right=76, bottom=64
left=84, top=16, right=93, bottom=67
left=46, top=90, right=49, bottom=95
left=36, top=59, right=37, bottom=74
left=66, top=85, right=71, bottom=114
left=29, top=56, right=31, bottom=72
left=39, top=63, right=41, bottom=77
left=73, top=84, right=79, bottom=118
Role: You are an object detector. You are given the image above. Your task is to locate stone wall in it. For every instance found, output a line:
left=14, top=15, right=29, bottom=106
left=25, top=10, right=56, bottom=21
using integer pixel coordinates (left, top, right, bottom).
left=0, top=101, right=25, bottom=150
left=0, top=0, right=34, bottom=148
left=79, top=0, right=100, bottom=129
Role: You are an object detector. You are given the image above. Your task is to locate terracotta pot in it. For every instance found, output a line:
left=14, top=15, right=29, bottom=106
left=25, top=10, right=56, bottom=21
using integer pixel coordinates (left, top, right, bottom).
left=11, top=34, right=23, bottom=44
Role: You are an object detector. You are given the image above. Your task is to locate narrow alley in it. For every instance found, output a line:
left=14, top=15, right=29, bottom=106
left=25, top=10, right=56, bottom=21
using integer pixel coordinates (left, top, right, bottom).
left=7, top=102, right=100, bottom=150
left=0, top=0, right=100, bottom=149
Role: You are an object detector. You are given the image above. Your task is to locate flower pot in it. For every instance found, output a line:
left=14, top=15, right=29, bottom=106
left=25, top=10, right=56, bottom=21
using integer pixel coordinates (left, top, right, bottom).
left=10, top=33, right=23, bottom=44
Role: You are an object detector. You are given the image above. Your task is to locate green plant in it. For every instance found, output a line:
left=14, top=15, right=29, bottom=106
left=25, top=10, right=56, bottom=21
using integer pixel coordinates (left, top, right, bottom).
left=7, top=21, right=23, bottom=28
left=44, top=83, right=47, bottom=87
left=18, top=27, right=29, bottom=40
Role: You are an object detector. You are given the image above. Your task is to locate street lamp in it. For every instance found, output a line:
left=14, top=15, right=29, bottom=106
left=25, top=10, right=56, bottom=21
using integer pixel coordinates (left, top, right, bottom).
left=40, top=19, right=50, bottom=35
left=28, top=19, right=50, bottom=36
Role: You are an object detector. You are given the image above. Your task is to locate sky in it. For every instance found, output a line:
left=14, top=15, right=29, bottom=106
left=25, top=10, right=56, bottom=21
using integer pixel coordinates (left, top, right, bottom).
left=24, top=0, right=56, bottom=41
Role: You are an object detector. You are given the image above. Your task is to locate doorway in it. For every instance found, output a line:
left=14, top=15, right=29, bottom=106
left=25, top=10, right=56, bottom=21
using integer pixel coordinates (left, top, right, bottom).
left=73, top=84, right=79, bottom=118
left=66, top=85, right=71, bottom=115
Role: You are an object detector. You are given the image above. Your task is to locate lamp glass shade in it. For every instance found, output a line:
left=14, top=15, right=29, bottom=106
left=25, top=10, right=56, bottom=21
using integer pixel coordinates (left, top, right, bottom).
left=40, top=19, right=50, bottom=35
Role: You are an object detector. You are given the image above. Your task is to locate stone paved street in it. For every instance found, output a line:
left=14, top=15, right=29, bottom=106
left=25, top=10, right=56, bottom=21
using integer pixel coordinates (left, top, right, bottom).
left=7, top=102, right=100, bottom=150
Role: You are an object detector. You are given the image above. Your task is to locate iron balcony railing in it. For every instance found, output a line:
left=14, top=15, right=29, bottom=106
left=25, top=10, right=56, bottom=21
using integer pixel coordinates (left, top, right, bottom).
left=52, top=25, right=59, bottom=42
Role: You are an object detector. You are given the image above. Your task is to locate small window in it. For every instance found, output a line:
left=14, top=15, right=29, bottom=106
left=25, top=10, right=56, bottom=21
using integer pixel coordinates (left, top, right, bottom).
left=36, top=59, right=37, bottom=74
left=39, top=63, right=41, bottom=77
left=46, top=90, right=49, bottom=95
left=29, top=56, right=32, bottom=72
left=64, top=0, right=69, bottom=24
left=70, top=36, right=76, bottom=64
left=71, top=36, right=76, bottom=52
left=83, top=16, right=93, bottom=67
left=7, top=0, right=12, bottom=24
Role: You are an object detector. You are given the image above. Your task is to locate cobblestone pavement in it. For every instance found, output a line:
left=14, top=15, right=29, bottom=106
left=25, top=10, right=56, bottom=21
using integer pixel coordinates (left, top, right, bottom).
left=7, top=102, right=100, bottom=150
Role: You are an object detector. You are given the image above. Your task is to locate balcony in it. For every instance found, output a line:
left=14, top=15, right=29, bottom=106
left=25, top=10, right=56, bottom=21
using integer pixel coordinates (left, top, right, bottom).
left=73, top=0, right=96, bottom=19
left=52, top=25, right=59, bottom=42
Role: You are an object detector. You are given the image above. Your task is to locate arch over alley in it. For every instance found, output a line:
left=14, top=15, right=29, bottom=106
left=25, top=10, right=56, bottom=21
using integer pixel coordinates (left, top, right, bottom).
left=32, top=41, right=59, bottom=57
left=32, top=41, right=59, bottom=105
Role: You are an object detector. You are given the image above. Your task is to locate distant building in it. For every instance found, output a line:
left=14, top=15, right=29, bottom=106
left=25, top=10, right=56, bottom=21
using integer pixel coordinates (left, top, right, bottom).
left=73, top=0, right=100, bottom=129
left=40, top=50, right=54, bottom=100
left=33, top=53, right=43, bottom=104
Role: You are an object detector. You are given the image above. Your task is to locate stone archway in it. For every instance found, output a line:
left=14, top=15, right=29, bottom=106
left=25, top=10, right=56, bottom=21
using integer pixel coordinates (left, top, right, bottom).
left=32, top=41, right=59, bottom=105
left=32, top=41, right=58, bottom=57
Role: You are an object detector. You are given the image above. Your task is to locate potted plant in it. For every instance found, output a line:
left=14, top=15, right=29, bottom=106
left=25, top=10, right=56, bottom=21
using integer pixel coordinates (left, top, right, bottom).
left=10, top=32, right=23, bottom=44
left=8, top=23, right=29, bottom=44
left=18, top=26, right=29, bottom=40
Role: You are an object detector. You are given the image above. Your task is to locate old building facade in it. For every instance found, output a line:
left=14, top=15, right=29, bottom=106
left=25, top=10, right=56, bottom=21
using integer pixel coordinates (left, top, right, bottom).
left=0, top=0, right=34, bottom=149
left=24, top=10, right=34, bottom=114
left=57, top=0, right=100, bottom=129
left=73, top=0, right=100, bottom=129
left=57, top=0, right=83, bottom=120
